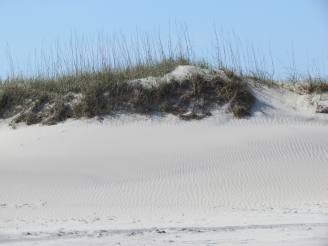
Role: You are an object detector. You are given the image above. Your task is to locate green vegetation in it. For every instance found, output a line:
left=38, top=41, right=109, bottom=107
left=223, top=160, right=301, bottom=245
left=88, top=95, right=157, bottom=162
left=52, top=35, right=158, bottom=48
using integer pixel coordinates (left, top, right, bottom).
left=0, top=58, right=256, bottom=126
left=0, top=32, right=326, bottom=126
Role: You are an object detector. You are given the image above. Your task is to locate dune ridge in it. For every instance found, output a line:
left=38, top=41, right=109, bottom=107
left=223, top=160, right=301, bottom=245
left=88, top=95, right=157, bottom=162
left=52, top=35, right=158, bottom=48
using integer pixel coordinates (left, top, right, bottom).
left=1, top=73, right=328, bottom=245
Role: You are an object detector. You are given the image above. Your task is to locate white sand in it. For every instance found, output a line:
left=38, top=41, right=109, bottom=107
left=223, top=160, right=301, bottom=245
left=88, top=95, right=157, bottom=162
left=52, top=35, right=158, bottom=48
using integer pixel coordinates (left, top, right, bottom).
left=0, top=83, right=328, bottom=245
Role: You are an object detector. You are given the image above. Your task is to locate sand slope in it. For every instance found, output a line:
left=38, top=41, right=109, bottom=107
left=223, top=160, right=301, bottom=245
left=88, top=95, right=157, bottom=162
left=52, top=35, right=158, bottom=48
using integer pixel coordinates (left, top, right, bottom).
left=0, top=84, right=328, bottom=245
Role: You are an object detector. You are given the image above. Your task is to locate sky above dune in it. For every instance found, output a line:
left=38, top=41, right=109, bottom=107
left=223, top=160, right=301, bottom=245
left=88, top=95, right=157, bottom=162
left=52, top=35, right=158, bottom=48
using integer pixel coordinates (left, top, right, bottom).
left=0, top=0, right=327, bottom=79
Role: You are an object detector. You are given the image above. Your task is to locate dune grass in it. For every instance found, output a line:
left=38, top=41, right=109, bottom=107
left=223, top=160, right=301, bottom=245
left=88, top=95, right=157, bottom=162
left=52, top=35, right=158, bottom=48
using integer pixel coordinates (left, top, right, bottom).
left=0, top=31, right=326, bottom=126
left=0, top=58, right=255, bottom=126
left=298, top=76, right=328, bottom=94
left=0, top=58, right=191, bottom=124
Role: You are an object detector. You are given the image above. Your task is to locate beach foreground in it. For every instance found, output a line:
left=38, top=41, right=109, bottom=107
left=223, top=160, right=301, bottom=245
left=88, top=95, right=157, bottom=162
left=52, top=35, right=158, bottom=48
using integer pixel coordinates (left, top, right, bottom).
left=1, top=82, right=328, bottom=245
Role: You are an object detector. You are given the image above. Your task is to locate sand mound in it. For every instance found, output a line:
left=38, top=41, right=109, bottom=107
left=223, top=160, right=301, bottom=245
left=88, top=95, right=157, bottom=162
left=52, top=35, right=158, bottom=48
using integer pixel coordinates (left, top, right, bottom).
left=0, top=75, right=328, bottom=245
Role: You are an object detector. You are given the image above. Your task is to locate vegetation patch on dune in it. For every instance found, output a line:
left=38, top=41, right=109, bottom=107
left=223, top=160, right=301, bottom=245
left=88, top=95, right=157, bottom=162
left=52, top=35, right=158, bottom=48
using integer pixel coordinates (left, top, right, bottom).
left=297, top=79, right=328, bottom=94
left=1, top=31, right=326, bottom=127
left=0, top=61, right=255, bottom=126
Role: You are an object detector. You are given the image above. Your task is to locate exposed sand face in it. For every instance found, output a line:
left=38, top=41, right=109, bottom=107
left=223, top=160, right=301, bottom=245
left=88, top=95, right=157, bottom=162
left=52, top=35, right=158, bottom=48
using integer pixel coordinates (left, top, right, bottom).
left=0, top=84, right=328, bottom=245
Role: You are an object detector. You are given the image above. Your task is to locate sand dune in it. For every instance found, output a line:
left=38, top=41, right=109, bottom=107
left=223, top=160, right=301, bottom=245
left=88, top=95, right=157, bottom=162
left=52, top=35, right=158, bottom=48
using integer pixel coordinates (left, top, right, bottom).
left=0, top=82, right=328, bottom=245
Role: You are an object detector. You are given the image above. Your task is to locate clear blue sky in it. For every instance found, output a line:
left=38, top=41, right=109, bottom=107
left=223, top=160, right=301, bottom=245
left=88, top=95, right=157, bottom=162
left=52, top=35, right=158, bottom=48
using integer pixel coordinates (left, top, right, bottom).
left=0, top=0, right=327, bottom=79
